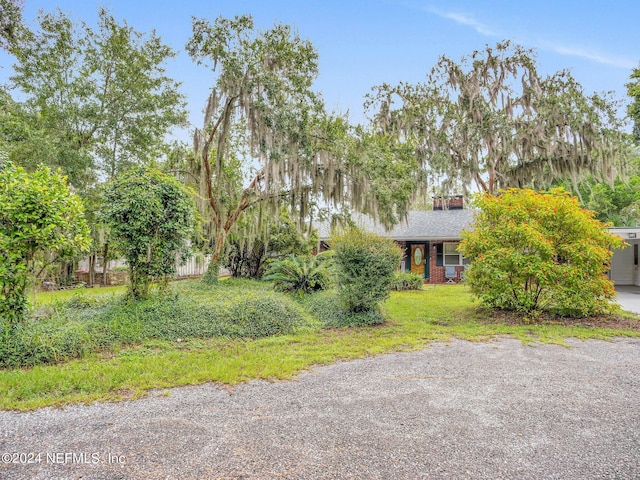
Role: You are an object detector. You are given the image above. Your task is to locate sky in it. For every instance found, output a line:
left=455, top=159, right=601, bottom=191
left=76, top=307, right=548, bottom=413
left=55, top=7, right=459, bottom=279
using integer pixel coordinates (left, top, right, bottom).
left=1, top=0, right=639, bottom=141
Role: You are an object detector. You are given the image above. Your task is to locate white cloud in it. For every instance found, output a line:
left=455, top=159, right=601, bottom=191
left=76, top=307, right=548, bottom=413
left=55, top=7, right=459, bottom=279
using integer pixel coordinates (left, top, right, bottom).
left=422, top=6, right=635, bottom=70
left=425, top=7, right=496, bottom=36
left=538, top=41, right=636, bottom=70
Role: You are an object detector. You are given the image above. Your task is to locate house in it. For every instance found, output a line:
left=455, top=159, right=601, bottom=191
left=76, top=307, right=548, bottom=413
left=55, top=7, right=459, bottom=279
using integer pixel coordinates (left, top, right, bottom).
left=318, top=196, right=640, bottom=286
left=318, top=197, right=475, bottom=284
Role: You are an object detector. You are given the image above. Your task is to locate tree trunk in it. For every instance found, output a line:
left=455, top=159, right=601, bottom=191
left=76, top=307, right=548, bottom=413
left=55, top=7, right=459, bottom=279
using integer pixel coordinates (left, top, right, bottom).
left=101, top=243, right=109, bottom=286
left=202, top=230, right=226, bottom=284
left=88, top=253, right=95, bottom=287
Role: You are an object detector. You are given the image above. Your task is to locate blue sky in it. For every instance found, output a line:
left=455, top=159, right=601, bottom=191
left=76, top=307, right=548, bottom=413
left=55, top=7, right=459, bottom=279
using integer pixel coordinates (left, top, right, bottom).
left=2, top=0, right=638, bottom=139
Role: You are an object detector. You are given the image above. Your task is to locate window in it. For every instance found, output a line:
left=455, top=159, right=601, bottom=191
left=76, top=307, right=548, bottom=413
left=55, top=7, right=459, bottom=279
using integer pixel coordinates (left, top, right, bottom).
left=635, top=244, right=638, bottom=266
left=443, top=242, right=465, bottom=266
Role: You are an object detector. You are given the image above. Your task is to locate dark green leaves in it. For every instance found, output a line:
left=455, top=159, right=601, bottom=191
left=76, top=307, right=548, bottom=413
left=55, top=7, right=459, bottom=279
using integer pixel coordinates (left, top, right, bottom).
left=101, top=167, right=196, bottom=299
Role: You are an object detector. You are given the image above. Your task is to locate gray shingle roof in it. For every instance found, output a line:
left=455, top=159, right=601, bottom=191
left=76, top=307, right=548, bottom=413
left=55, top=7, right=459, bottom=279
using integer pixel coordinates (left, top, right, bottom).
left=317, top=209, right=476, bottom=240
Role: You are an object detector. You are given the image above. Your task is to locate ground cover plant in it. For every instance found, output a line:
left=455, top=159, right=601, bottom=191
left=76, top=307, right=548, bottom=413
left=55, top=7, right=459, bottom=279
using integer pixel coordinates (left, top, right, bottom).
left=0, top=279, right=309, bottom=369
left=1, top=281, right=639, bottom=411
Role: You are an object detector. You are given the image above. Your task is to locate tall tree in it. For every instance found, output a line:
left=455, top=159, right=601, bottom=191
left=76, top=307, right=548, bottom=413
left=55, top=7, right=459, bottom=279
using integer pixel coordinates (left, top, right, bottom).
left=186, top=15, right=418, bottom=282
left=368, top=41, right=630, bottom=195
left=0, top=0, right=23, bottom=51
left=5, top=7, right=186, bottom=188
left=628, top=64, right=640, bottom=144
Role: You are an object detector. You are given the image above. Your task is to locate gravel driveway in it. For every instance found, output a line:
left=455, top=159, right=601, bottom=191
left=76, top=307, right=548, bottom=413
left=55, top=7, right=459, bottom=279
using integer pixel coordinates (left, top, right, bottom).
left=1, top=338, right=639, bottom=479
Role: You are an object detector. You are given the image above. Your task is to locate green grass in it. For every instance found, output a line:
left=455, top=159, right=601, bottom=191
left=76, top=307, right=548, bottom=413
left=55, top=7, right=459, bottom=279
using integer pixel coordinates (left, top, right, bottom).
left=30, top=284, right=127, bottom=305
left=1, top=282, right=638, bottom=411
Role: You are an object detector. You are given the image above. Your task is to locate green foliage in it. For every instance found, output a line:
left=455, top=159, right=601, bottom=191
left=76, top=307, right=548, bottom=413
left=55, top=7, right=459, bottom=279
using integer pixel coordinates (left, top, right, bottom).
left=263, top=254, right=333, bottom=294
left=331, top=228, right=403, bottom=313
left=0, top=280, right=307, bottom=368
left=628, top=65, right=640, bottom=143
left=459, top=188, right=625, bottom=316
left=0, top=0, right=23, bottom=51
left=344, top=129, right=422, bottom=229
left=225, top=209, right=317, bottom=279
left=227, top=293, right=306, bottom=337
left=101, top=167, right=196, bottom=299
left=0, top=162, right=90, bottom=324
left=302, top=290, right=385, bottom=327
left=391, top=272, right=423, bottom=291
left=4, top=7, right=186, bottom=187
left=369, top=40, right=629, bottom=195
left=187, top=14, right=327, bottom=276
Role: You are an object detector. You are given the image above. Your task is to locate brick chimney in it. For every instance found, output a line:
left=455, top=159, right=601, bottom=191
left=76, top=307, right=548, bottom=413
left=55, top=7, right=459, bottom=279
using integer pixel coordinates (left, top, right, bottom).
left=433, top=195, right=464, bottom=210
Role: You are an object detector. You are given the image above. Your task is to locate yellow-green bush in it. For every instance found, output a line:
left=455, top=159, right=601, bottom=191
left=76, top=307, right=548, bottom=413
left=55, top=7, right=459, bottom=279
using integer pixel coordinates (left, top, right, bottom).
left=459, top=188, right=625, bottom=316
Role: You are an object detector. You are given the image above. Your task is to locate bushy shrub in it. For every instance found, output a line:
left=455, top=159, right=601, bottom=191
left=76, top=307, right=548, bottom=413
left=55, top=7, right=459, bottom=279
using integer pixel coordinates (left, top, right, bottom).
left=263, top=254, right=333, bottom=294
left=391, top=272, right=423, bottom=291
left=227, top=293, right=305, bottom=337
left=0, top=163, right=90, bottom=324
left=331, top=228, right=402, bottom=313
left=302, top=290, right=386, bottom=327
left=101, top=167, right=196, bottom=299
left=458, top=188, right=625, bottom=316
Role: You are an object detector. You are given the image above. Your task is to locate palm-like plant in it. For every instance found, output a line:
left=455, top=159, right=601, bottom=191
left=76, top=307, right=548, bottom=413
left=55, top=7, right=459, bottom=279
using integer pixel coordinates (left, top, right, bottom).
left=263, top=254, right=333, bottom=294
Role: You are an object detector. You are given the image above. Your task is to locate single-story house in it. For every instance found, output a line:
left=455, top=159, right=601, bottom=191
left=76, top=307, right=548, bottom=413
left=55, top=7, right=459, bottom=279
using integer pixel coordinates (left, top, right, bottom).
left=318, top=196, right=640, bottom=286
left=318, top=197, right=475, bottom=284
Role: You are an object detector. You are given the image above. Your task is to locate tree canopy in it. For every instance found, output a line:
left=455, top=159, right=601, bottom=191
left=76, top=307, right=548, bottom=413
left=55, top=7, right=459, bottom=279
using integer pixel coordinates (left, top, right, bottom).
left=628, top=65, right=640, bottom=144
left=368, top=41, right=631, bottom=196
left=186, top=14, right=418, bottom=282
left=4, top=7, right=186, bottom=188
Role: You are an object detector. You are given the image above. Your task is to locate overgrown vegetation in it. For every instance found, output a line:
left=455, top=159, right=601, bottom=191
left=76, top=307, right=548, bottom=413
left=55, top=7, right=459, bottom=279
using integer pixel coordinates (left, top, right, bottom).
left=459, top=188, right=625, bottom=316
left=0, top=280, right=307, bottom=368
left=1, top=282, right=638, bottom=411
left=391, top=272, right=424, bottom=291
left=101, top=167, right=196, bottom=299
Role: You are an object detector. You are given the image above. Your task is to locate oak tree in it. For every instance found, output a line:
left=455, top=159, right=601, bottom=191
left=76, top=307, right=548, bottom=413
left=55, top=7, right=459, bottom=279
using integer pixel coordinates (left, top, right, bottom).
left=369, top=41, right=630, bottom=196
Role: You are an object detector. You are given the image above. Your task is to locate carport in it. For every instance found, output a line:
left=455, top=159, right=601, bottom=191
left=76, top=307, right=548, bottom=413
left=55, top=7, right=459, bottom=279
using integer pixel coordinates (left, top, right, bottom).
left=615, top=285, right=640, bottom=314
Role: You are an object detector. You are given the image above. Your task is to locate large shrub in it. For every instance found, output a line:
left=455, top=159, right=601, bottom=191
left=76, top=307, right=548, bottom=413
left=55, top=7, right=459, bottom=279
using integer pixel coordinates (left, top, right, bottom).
left=0, top=163, right=90, bottom=324
left=101, top=167, right=196, bottom=299
left=331, top=228, right=402, bottom=313
left=458, top=188, right=625, bottom=316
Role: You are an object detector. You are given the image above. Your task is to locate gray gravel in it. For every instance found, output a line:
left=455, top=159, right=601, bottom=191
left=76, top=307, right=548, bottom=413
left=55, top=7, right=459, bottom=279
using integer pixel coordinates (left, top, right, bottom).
left=1, top=338, right=639, bottom=479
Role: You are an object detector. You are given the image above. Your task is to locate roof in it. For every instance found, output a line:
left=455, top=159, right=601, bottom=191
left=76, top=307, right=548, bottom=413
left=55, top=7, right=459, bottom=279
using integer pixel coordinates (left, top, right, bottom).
left=317, top=209, right=476, bottom=241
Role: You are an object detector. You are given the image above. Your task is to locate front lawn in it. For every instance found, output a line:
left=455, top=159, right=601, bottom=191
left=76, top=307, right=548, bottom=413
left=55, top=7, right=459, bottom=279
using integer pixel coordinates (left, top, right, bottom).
left=1, top=280, right=638, bottom=411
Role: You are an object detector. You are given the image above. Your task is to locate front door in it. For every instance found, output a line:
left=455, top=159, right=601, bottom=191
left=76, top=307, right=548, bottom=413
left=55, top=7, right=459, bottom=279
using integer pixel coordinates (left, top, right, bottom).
left=411, top=244, right=425, bottom=277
